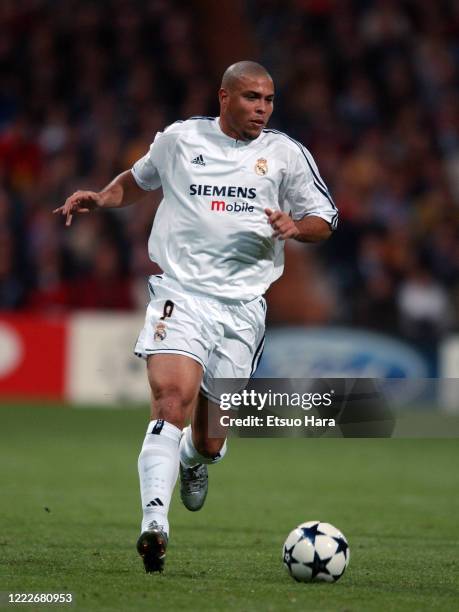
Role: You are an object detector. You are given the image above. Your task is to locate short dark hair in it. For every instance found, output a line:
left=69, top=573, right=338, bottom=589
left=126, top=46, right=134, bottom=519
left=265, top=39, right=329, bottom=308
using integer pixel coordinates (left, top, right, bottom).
left=221, top=61, right=272, bottom=90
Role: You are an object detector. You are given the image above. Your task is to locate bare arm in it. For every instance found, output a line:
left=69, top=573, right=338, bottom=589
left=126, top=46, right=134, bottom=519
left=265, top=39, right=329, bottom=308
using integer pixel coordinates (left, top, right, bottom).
left=53, top=170, right=148, bottom=226
left=265, top=208, right=332, bottom=242
left=98, top=171, right=147, bottom=208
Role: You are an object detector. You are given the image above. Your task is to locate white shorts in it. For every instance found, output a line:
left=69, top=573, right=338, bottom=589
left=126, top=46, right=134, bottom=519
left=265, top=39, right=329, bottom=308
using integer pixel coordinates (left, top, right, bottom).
left=134, top=274, right=266, bottom=401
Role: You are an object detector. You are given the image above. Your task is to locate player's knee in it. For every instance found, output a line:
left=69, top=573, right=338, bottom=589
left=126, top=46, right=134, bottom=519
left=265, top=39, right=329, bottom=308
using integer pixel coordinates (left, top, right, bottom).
left=151, top=383, right=193, bottom=425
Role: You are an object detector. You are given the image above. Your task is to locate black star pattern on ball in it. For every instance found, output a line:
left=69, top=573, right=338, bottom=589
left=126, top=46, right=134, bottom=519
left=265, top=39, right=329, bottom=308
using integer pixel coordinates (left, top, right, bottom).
left=332, top=536, right=349, bottom=557
left=299, top=522, right=323, bottom=545
left=283, top=544, right=299, bottom=573
left=304, top=550, right=333, bottom=579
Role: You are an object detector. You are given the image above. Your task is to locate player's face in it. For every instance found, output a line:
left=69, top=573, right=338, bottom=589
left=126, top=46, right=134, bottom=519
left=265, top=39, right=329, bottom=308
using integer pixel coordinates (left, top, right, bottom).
left=219, top=75, right=274, bottom=141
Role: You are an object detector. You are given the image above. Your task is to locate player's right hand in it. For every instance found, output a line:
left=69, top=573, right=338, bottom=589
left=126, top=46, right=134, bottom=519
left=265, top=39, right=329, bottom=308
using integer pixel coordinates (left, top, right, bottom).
left=53, top=190, right=102, bottom=226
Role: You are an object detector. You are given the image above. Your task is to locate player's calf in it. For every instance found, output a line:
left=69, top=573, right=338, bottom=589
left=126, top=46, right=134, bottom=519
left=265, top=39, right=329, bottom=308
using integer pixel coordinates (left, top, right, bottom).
left=193, top=435, right=227, bottom=459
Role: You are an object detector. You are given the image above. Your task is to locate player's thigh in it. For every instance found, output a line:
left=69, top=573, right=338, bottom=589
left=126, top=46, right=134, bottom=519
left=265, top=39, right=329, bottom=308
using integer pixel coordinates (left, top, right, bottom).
left=202, top=297, right=266, bottom=393
left=196, top=299, right=265, bottom=446
left=147, top=354, right=203, bottom=421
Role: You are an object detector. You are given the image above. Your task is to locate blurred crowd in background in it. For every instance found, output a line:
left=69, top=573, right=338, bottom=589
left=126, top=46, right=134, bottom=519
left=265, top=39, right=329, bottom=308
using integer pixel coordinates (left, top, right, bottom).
left=0, top=0, right=458, bottom=352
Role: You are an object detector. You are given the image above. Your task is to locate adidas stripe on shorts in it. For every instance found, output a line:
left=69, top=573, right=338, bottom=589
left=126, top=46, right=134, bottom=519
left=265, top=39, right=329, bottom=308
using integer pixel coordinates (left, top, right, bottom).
left=134, top=274, right=266, bottom=402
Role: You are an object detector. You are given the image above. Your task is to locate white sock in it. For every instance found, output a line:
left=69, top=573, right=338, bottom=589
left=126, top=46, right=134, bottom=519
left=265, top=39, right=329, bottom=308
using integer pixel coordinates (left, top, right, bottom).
left=179, top=425, right=227, bottom=468
left=138, top=419, right=181, bottom=536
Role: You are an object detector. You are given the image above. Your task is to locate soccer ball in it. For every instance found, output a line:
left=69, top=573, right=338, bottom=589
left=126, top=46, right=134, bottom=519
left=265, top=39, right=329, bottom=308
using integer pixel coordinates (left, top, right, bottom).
left=282, top=520, right=350, bottom=583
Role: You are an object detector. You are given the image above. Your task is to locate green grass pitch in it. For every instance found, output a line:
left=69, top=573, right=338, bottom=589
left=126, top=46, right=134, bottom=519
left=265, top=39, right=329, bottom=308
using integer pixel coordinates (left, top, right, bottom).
left=1, top=404, right=458, bottom=611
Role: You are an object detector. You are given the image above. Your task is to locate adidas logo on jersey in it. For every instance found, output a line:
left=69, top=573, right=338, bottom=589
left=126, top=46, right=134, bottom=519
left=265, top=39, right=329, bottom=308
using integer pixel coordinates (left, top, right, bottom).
left=191, top=154, right=206, bottom=166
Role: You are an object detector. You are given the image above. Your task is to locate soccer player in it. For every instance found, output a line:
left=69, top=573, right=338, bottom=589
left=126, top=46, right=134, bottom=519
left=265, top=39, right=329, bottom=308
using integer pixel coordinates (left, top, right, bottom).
left=54, top=61, right=338, bottom=573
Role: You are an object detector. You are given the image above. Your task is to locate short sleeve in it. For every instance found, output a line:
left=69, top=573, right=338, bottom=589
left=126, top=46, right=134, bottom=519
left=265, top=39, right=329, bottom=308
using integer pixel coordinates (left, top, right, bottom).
left=282, top=145, right=338, bottom=230
left=131, top=132, right=166, bottom=191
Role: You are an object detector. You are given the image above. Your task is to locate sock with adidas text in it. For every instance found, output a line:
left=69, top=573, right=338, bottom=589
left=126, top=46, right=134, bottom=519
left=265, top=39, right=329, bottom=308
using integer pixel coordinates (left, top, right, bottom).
left=138, top=419, right=181, bottom=536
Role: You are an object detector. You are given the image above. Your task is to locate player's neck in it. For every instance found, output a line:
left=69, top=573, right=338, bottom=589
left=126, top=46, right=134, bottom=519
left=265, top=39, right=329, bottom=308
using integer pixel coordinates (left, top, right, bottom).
left=218, top=116, right=246, bottom=142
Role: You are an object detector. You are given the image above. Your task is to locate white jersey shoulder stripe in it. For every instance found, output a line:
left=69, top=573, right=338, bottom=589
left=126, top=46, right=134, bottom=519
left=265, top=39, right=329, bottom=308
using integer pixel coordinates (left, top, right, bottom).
left=263, top=129, right=329, bottom=190
left=263, top=129, right=331, bottom=190
left=263, top=128, right=337, bottom=213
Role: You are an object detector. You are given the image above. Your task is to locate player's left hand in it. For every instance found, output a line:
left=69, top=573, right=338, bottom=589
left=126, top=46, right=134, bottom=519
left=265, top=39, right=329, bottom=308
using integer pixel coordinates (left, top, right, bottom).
left=265, top=208, right=299, bottom=240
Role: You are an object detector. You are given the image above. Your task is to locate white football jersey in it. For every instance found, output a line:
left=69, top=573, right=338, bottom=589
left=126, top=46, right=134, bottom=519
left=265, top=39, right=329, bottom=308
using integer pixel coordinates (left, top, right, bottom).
left=131, top=116, right=338, bottom=301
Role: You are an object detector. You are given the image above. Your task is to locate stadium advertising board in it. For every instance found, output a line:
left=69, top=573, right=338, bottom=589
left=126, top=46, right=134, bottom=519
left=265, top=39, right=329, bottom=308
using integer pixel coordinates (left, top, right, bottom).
left=256, top=327, right=429, bottom=379
left=0, top=317, right=444, bottom=409
left=67, top=313, right=149, bottom=404
left=0, top=315, right=67, bottom=400
left=439, top=336, right=459, bottom=413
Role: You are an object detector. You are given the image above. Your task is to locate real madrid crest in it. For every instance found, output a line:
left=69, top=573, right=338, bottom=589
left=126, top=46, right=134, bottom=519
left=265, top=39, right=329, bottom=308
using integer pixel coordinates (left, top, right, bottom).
left=255, top=158, right=268, bottom=176
left=154, top=321, right=167, bottom=342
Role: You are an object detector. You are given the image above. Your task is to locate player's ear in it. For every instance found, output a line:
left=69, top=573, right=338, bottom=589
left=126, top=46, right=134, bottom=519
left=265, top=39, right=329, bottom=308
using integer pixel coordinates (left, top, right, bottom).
left=219, top=88, right=229, bottom=108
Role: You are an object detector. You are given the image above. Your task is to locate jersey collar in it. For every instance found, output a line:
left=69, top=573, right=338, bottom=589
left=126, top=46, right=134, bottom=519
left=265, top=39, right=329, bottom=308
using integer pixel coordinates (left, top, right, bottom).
left=214, top=116, right=262, bottom=147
